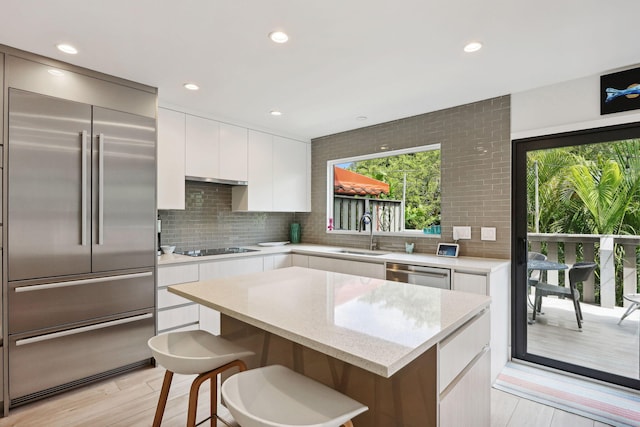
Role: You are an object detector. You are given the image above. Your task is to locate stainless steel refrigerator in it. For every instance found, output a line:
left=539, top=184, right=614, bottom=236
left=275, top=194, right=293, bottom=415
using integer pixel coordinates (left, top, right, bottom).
left=6, top=89, right=156, bottom=405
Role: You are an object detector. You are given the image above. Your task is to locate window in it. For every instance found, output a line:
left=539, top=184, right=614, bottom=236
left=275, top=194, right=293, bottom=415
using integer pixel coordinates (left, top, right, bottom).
left=326, top=144, right=441, bottom=236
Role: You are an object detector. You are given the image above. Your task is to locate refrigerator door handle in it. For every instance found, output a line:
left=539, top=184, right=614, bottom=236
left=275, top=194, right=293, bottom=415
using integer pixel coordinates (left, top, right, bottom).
left=81, top=130, right=88, bottom=246
left=98, top=132, right=105, bottom=245
left=15, top=313, right=153, bottom=346
left=13, top=271, right=153, bottom=293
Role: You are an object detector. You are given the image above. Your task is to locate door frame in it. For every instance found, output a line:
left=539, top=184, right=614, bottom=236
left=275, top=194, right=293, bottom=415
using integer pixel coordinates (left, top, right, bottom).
left=511, top=121, right=640, bottom=390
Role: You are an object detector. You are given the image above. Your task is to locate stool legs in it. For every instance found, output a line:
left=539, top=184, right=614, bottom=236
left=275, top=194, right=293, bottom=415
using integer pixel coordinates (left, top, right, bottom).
left=152, top=371, right=174, bottom=427
left=153, top=359, right=248, bottom=427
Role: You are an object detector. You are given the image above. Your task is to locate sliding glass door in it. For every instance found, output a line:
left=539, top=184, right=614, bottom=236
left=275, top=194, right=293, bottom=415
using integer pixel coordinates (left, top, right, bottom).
left=512, top=123, right=640, bottom=390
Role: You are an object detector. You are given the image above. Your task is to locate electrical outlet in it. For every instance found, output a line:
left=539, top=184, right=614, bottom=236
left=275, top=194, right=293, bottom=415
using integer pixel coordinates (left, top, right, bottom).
left=453, top=226, right=471, bottom=240
left=481, top=227, right=496, bottom=241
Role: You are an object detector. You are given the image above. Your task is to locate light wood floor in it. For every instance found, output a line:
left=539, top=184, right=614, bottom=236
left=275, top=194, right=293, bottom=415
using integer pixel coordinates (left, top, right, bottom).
left=0, top=365, right=612, bottom=427
left=527, top=297, right=640, bottom=379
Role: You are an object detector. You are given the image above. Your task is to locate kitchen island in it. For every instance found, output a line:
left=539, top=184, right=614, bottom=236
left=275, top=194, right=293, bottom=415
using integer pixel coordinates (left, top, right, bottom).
left=169, top=266, right=491, bottom=427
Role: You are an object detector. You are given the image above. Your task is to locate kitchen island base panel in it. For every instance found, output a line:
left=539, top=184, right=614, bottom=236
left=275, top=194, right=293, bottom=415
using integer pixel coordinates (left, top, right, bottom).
left=220, top=315, right=439, bottom=427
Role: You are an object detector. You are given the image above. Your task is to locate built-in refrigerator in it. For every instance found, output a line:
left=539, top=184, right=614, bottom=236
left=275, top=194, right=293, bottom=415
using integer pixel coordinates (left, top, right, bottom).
left=6, top=88, right=156, bottom=405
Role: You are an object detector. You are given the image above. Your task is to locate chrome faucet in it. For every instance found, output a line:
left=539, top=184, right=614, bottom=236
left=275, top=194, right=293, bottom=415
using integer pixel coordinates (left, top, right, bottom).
left=359, top=212, right=375, bottom=251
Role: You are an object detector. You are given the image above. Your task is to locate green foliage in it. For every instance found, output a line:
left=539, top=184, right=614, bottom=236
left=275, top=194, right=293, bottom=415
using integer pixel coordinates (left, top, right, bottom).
left=528, top=138, right=640, bottom=305
left=347, top=149, right=441, bottom=230
left=529, top=139, right=640, bottom=236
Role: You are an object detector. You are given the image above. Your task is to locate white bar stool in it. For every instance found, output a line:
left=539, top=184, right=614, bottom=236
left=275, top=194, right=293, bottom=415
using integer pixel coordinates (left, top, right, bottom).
left=148, top=330, right=254, bottom=427
left=221, top=365, right=368, bottom=427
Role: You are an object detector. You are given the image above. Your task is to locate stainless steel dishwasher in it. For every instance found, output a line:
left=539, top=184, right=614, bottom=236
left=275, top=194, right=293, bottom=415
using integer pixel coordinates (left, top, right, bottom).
left=385, top=263, right=451, bottom=289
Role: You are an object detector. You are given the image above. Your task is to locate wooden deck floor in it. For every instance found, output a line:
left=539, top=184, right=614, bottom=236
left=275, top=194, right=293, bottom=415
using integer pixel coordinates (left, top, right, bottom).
left=527, top=297, right=640, bottom=379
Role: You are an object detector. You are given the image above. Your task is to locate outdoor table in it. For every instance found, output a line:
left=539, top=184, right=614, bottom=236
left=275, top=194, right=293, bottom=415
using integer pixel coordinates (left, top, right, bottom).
left=527, top=259, right=569, bottom=272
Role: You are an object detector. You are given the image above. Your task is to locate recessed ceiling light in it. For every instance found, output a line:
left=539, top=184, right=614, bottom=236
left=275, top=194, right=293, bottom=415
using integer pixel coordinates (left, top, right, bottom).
left=463, top=42, right=482, bottom=53
left=270, top=110, right=282, bottom=116
left=183, top=83, right=200, bottom=91
left=356, top=116, right=368, bottom=121
left=268, top=31, right=289, bottom=44
left=48, top=69, right=64, bottom=77
left=56, top=43, right=78, bottom=55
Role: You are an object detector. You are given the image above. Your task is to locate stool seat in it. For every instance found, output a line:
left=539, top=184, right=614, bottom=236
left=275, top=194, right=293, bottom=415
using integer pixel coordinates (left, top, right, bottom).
left=221, top=365, right=368, bottom=427
left=148, top=329, right=254, bottom=374
left=148, top=330, right=254, bottom=427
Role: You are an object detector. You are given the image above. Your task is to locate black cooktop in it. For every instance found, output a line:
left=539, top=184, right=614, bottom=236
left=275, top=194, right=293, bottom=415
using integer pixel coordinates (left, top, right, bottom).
left=176, top=247, right=259, bottom=257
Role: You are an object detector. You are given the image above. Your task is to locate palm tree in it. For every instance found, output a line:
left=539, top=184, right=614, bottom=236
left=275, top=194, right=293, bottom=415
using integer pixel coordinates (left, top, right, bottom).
left=565, top=140, right=640, bottom=235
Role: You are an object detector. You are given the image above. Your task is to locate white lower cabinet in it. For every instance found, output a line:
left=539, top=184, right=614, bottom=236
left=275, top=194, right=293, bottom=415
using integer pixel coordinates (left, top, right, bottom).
left=438, top=310, right=491, bottom=427
left=452, top=267, right=510, bottom=384
left=291, top=254, right=309, bottom=267
left=198, top=257, right=264, bottom=335
left=439, top=349, right=491, bottom=427
left=452, top=271, right=487, bottom=295
left=157, top=264, right=199, bottom=334
left=158, top=256, right=296, bottom=336
left=305, top=255, right=385, bottom=279
left=263, top=254, right=292, bottom=271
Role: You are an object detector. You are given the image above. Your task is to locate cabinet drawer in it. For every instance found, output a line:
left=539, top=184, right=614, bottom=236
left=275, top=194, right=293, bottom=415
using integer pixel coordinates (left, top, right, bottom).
left=453, top=271, right=487, bottom=295
left=158, top=304, right=199, bottom=331
left=439, top=309, right=490, bottom=393
left=439, top=348, right=490, bottom=427
left=9, top=312, right=154, bottom=401
left=9, top=270, right=154, bottom=334
left=157, top=264, right=199, bottom=287
left=158, top=287, right=194, bottom=309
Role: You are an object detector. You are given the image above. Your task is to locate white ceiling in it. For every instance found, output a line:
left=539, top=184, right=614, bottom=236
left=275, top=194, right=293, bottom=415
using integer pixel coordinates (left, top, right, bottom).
left=1, top=1, right=639, bottom=141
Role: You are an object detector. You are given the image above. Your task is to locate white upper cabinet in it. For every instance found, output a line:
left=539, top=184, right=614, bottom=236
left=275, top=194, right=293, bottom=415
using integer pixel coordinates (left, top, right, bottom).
left=273, top=136, right=310, bottom=212
left=219, top=123, right=248, bottom=182
left=157, top=108, right=308, bottom=212
left=157, top=108, right=185, bottom=210
left=233, top=130, right=274, bottom=211
left=185, top=114, right=219, bottom=179
left=232, top=130, right=310, bottom=212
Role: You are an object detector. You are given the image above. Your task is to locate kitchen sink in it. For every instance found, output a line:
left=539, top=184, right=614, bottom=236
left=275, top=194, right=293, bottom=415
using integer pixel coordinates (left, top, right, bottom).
left=329, top=249, right=390, bottom=257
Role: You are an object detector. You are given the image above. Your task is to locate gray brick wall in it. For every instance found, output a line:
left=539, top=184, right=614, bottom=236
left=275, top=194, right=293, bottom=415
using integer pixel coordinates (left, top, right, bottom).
left=158, top=181, right=294, bottom=251
left=297, top=95, right=511, bottom=259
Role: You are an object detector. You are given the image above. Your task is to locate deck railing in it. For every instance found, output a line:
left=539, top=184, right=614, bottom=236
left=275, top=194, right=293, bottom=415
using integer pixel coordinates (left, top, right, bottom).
left=333, top=196, right=403, bottom=232
left=528, top=233, right=640, bottom=308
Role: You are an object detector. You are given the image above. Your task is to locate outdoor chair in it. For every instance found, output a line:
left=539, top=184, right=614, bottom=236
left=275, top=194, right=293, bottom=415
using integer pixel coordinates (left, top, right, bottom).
left=532, top=261, right=597, bottom=330
left=527, top=252, right=547, bottom=309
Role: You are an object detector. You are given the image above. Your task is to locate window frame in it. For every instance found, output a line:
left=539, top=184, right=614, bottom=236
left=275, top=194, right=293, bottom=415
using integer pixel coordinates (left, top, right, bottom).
left=326, top=143, right=441, bottom=237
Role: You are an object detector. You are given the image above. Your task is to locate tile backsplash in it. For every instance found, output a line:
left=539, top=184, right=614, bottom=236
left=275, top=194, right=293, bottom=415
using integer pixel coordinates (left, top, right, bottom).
left=158, top=181, right=294, bottom=251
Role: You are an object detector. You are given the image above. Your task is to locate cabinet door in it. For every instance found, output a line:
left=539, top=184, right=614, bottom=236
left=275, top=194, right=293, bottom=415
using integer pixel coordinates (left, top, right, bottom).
left=219, top=123, right=248, bottom=182
left=198, top=257, right=264, bottom=335
left=453, top=272, right=488, bottom=295
left=157, top=108, right=185, bottom=209
left=264, top=254, right=292, bottom=271
left=185, top=115, right=219, bottom=178
left=273, top=137, right=310, bottom=211
left=307, top=256, right=385, bottom=279
left=233, top=130, right=273, bottom=211
left=439, top=349, right=490, bottom=427
left=291, top=254, right=309, bottom=267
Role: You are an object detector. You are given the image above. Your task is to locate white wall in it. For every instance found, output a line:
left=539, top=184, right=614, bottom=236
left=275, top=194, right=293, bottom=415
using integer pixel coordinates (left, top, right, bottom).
left=511, top=71, right=640, bottom=140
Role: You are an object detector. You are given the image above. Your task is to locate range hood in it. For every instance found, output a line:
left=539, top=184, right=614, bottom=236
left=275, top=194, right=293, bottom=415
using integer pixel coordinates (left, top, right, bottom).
left=186, top=175, right=248, bottom=186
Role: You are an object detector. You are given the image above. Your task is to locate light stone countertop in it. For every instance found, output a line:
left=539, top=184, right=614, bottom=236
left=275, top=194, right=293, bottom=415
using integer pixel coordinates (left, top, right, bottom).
left=158, top=243, right=509, bottom=274
left=169, top=266, right=491, bottom=377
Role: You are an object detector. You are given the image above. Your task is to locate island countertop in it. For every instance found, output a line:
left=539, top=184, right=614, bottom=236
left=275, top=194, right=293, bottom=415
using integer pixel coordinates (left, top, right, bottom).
left=169, top=266, right=491, bottom=377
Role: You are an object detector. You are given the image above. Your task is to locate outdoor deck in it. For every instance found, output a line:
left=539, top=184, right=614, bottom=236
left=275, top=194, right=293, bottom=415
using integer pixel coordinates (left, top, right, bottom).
left=527, top=297, right=640, bottom=379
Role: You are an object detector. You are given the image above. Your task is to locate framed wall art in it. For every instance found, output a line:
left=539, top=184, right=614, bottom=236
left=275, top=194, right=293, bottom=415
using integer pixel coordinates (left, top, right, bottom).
left=601, top=67, right=640, bottom=115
